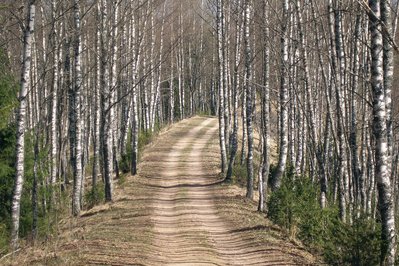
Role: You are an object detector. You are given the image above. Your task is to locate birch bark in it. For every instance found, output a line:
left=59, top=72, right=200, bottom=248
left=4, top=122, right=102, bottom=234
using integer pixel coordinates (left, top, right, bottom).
left=11, top=0, right=36, bottom=248
left=271, top=0, right=289, bottom=191
left=72, top=0, right=84, bottom=216
left=259, top=0, right=270, bottom=212
left=217, top=0, right=227, bottom=173
left=369, top=0, right=396, bottom=263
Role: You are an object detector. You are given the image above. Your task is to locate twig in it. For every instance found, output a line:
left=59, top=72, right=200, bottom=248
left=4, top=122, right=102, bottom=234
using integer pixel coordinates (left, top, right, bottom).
left=0, top=248, right=21, bottom=261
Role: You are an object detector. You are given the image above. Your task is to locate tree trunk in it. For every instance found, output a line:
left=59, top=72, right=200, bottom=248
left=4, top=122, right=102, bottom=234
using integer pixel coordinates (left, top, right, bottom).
left=92, top=3, right=102, bottom=190
left=226, top=0, right=243, bottom=182
left=369, top=1, right=396, bottom=264
left=381, top=0, right=394, bottom=181
left=332, top=0, right=348, bottom=222
left=72, top=0, right=83, bottom=216
left=217, top=0, right=227, bottom=173
left=350, top=10, right=362, bottom=214
left=271, top=0, right=289, bottom=191
left=131, top=4, right=140, bottom=176
left=243, top=0, right=254, bottom=199
left=50, top=0, right=58, bottom=193
left=11, top=0, right=36, bottom=249
left=169, top=23, right=175, bottom=124
left=100, top=0, right=113, bottom=201
left=259, top=0, right=270, bottom=213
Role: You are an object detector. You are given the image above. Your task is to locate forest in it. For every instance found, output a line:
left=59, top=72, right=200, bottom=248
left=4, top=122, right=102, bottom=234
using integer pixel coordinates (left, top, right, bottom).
left=1, top=0, right=399, bottom=265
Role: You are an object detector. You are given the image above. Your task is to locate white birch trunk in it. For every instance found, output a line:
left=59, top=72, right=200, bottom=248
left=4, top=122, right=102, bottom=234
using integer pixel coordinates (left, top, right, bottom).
left=110, top=1, right=119, bottom=178
left=131, top=2, right=140, bottom=175
left=92, top=3, right=102, bottom=188
left=369, top=1, right=396, bottom=263
left=226, top=0, right=243, bottom=182
left=149, top=1, right=156, bottom=131
left=271, top=0, right=289, bottom=191
left=381, top=0, right=394, bottom=183
left=100, top=0, right=113, bottom=201
left=11, top=0, right=36, bottom=249
left=217, top=0, right=227, bottom=173
left=259, top=0, right=270, bottom=212
left=179, top=3, right=185, bottom=120
left=331, top=0, right=348, bottom=221
left=244, top=0, right=254, bottom=199
left=50, top=0, right=58, bottom=188
left=72, top=0, right=83, bottom=216
left=169, top=23, right=175, bottom=124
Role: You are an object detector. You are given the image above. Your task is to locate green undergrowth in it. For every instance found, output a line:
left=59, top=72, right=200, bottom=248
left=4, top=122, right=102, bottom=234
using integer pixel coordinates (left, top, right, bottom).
left=230, top=151, right=261, bottom=187
left=228, top=149, right=390, bottom=265
left=197, top=111, right=215, bottom=117
left=119, top=127, right=161, bottom=174
left=232, top=162, right=247, bottom=186
left=84, top=182, right=105, bottom=208
left=117, top=173, right=127, bottom=187
left=267, top=169, right=384, bottom=265
left=0, top=48, right=69, bottom=253
left=0, top=123, right=70, bottom=256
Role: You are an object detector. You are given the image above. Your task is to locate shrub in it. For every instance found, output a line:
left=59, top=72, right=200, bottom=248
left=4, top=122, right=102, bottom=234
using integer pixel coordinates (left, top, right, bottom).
left=232, top=162, right=247, bottom=186
left=118, top=129, right=156, bottom=174
left=323, top=217, right=381, bottom=266
left=0, top=222, right=8, bottom=254
left=119, top=154, right=130, bottom=174
left=268, top=173, right=382, bottom=265
left=85, top=182, right=105, bottom=208
left=138, top=131, right=154, bottom=154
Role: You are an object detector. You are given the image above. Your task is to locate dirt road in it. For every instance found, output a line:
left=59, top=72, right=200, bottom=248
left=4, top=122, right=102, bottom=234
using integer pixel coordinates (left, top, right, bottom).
left=138, top=116, right=314, bottom=265
left=8, top=116, right=315, bottom=265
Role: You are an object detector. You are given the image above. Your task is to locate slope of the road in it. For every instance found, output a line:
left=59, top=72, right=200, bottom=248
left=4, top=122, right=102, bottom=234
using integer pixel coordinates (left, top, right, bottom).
left=5, top=116, right=316, bottom=265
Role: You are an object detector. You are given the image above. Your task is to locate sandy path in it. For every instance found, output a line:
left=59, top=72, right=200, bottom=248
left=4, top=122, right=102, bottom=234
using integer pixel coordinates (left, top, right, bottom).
left=140, top=116, right=313, bottom=265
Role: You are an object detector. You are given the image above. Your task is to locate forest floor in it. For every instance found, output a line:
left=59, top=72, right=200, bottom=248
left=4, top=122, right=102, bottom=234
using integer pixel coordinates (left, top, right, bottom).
left=5, top=116, right=317, bottom=265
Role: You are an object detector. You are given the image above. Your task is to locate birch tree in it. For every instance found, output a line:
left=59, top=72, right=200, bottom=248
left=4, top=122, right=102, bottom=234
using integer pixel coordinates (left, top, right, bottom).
left=259, top=0, right=270, bottom=213
left=131, top=1, right=140, bottom=176
left=216, top=0, right=227, bottom=173
left=329, top=0, right=349, bottom=221
left=50, top=0, right=59, bottom=192
left=226, top=0, right=243, bottom=182
left=271, top=0, right=289, bottom=191
left=369, top=0, right=396, bottom=263
left=101, top=0, right=113, bottom=201
left=71, top=0, right=83, bottom=216
left=11, top=0, right=36, bottom=249
left=243, top=0, right=254, bottom=199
